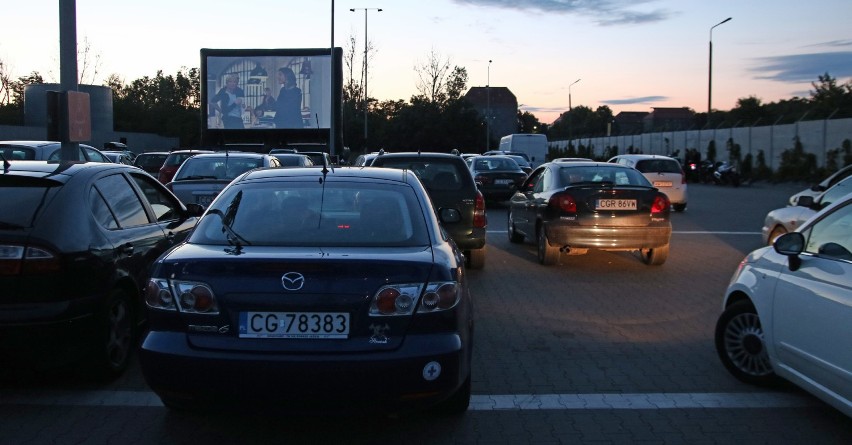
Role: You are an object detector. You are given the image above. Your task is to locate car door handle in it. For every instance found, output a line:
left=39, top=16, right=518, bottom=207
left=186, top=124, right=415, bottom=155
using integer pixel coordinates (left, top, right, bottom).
left=120, top=243, right=134, bottom=255
left=166, top=232, right=176, bottom=243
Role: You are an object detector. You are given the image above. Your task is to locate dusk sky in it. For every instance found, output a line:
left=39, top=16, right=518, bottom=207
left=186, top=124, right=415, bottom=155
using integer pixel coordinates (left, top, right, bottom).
left=2, top=0, right=851, bottom=124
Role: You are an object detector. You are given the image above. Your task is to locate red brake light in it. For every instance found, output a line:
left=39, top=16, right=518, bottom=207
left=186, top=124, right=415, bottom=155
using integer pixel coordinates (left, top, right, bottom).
left=651, top=195, right=670, bottom=214
left=549, top=193, right=577, bottom=213
left=475, top=175, right=492, bottom=185
left=473, top=191, right=487, bottom=228
left=376, top=288, right=401, bottom=315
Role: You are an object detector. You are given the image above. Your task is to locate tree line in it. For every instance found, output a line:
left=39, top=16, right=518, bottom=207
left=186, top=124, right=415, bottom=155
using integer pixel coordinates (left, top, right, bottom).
left=2, top=48, right=850, bottom=156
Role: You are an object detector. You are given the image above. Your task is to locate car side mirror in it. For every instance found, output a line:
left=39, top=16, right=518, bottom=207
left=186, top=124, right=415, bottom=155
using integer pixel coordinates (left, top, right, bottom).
left=439, top=207, right=462, bottom=224
left=773, top=231, right=804, bottom=271
left=185, top=203, right=206, bottom=217
left=796, top=195, right=815, bottom=208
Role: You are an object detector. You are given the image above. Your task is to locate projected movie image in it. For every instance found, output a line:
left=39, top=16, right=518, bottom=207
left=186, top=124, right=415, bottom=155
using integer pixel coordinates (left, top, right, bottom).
left=204, top=53, right=331, bottom=130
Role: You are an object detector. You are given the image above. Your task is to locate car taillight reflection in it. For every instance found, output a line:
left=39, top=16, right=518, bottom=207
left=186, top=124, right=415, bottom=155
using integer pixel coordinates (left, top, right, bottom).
left=473, top=191, right=487, bottom=228
left=549, top=193, right=577, bottom=213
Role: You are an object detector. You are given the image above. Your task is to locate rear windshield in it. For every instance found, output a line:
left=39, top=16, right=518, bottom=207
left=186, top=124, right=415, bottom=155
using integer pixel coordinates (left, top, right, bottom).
left=190, top=180, right=430, bottom=247
left=473, top=157, right=520, bottom=171
left=174, top=157, right=263, bottom=181
left=375, top=158, right=469, bottom=191
left=0, top=146, right=36, bottom=160
left=558, top=165, right=651, bottom=187
left=135, top=154, right=167, bottom=169
left=635, top=159, right=681, bottom=174
left=0, top=177, right=61, bottom=228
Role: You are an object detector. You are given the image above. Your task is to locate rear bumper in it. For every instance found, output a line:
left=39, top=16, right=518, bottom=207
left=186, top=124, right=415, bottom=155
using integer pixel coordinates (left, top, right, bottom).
left=449, top=226, right=487, bottom=251
left=139, top=330, right=471, bottom=412
left=545, top=223, right=671, bottom=250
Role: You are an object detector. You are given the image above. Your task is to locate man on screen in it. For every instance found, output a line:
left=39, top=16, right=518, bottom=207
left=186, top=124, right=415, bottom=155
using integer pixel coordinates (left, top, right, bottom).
left=210, top=73, right=246, bottom=129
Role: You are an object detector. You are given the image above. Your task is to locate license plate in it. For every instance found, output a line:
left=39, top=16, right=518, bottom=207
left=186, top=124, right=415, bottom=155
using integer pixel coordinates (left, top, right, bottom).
left=596, top=199, right=637, bottom=210
left=196, top=194, right=216, bottom=207
left=495, top=179, right=513, bottom=185
left=239, top=312, right=350, bottom=339
left=653, top=181, right=673, bottom=187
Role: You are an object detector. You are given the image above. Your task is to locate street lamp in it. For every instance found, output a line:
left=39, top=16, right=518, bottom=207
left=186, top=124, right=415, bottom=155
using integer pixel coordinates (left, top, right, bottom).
left=568, top=78, right=581, bottom=144
left=485, top=60, right=492, bottom=151
left=350, top=7, right=382, bottom=150
left=708, top=17, right=732, bottom=120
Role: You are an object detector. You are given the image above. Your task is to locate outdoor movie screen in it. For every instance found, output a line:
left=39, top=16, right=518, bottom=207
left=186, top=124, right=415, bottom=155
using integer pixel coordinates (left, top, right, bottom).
left=201, top=49, right=333, bottom=131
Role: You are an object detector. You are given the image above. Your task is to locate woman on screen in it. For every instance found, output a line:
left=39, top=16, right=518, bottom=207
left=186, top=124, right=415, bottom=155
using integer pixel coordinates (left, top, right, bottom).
left=272, top=67, right=303, bottom=128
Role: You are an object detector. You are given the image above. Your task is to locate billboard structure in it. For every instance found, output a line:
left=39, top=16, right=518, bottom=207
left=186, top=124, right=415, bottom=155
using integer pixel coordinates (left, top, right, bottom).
left=200, top=48, right=342, bottom=152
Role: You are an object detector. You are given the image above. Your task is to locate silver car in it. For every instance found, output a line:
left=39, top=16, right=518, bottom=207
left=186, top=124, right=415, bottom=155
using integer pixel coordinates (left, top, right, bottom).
left=762, top=175, right=852, bottom=245
left=715, top=191, right=852, bottom=419
left=0, top=140, right=111, bottom=162
left=167, top=152, right=281, bottom=208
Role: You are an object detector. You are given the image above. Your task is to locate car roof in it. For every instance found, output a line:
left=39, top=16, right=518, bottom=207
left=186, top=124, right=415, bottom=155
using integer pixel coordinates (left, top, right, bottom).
left=609, top=154, right=678, bottom=161
left=241, top=166, right=414, bottom=184
left=373, top=152, right=463, bottom=160
left=0, top=160, right=130, bottom=180
left=182, top=152, right=269, bottom=160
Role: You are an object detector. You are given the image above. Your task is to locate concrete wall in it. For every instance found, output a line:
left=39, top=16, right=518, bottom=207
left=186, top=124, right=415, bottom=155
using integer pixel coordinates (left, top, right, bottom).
left=0, top=124, right=179, bottom=154
left=551, top=118, right=852, bottom=169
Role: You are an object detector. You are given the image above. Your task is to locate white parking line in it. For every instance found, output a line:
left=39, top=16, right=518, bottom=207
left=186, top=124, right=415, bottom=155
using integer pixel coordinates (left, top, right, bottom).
left=0, top=390, right=819, bottom=410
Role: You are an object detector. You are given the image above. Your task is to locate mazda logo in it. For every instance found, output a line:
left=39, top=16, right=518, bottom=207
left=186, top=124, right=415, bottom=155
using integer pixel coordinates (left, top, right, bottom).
left=281, top=272, right=305, bottom=291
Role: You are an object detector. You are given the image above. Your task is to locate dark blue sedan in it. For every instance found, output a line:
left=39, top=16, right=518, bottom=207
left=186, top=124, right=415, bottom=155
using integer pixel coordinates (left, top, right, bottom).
left=139, top=166, right=474, bottom=415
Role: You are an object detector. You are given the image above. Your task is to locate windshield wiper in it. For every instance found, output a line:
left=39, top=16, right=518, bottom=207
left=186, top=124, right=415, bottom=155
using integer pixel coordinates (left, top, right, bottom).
left=179, top=175, right=219, bottom=180
left=206, top=209, right=251, bottom=250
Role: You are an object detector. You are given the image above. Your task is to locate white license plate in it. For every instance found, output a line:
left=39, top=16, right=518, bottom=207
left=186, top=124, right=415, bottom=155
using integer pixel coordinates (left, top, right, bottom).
left=495, top=179, right=513, bottom=185
left=239, top=312, right=349, bottom=339
left=653, top=181, right=673, bottom=187
left=596, top=199, right=637, bottom=210
left=196, top=194, right=216, bottom=207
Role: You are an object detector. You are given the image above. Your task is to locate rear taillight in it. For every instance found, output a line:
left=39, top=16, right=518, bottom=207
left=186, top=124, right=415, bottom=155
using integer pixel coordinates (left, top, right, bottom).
left=145, top=278, right=218, bottom=314
left=419, top=282, right=460, bottom=312
left=474, top=175, right=492, bottom=185
left=370, top=284, right=423, bottom=316
left=549, top=193, right=577, bottom=213
left=0, top=245, right=60, bottom=276
left=369, top=282, right=461, bottom=316
left=651, top=195, right=670, bottom=214
left=473, top=191, right=487, bottom=228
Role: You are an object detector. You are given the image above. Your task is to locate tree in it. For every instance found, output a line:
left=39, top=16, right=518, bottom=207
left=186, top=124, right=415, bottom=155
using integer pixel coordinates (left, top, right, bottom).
left=810, top=72, right=852, bottom=119
left=414, top=48, right=452, bottom=103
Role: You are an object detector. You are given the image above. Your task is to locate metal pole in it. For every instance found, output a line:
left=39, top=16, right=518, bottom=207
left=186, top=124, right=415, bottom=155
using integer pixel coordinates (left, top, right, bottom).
left=330, top=0, right=335, bottom=156
left=708, top=17, right=731, bottom=121
left=59, top=0, right=79, bottom=160
left=486, top=60, right=491, bottom=151
left=350, top=8, right=382, bottom=151
left=568, top=78, right=580, bottom=148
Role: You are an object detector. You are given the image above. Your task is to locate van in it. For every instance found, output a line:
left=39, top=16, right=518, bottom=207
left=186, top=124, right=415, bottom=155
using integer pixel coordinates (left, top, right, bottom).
left=498, top=134, right=548, bottom=168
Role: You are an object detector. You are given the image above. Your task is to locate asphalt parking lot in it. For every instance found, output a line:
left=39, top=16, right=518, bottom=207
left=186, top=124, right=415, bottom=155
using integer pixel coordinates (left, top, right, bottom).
left=1, top=181, right=850, bottom=444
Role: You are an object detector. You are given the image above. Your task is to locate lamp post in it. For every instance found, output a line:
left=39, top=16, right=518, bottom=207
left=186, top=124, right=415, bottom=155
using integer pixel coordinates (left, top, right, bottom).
left=486, top=60, right=492, bottom=151
left=350, top=7, right=382, bottom=150
left=568, top=78, right=581, bottom=146
left=708, top=17, right=731, bottom=122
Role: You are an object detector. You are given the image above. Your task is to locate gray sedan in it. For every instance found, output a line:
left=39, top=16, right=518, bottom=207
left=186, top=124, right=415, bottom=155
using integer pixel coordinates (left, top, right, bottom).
left=167, top=152, right=281, bottom=208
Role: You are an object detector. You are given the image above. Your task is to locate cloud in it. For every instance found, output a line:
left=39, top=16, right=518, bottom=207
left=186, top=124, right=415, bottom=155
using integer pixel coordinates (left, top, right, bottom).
left=751, top=52, right=852, bottom=83
left=805, top=40, right=852, bottom=49
left=601, top=96, right=668, bottom=105
left=452, top=0, right=673, bottom=25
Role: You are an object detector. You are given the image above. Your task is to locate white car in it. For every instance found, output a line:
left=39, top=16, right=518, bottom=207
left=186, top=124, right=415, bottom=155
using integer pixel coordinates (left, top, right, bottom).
left=788, top=164, right=852, bottom=206
left=714, top=192, right=852, bottom=419
left=608, top=154, right=688, bottom=212
left=762, top=175, right=852, bottom=244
